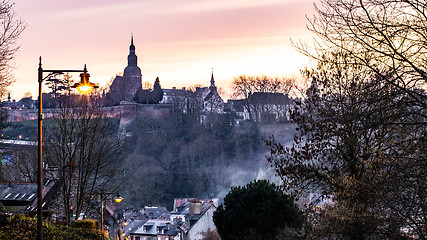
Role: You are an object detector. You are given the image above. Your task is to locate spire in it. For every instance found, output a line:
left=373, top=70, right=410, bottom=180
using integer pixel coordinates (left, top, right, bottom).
left=210, top=68, right=215, bottom=87
left=128, top=34, right=137, bottom=66
left=129, top=34, right=135, bottom=53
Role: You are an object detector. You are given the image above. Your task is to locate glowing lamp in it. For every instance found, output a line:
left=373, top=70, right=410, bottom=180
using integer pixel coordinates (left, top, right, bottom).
left=114, top=193, right=123, bottom=203
left=71, top=65, right=99, bottom=94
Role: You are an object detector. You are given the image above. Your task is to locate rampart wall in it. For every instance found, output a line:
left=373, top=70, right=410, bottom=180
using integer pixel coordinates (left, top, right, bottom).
left=6, top=103, right=172, bottom=128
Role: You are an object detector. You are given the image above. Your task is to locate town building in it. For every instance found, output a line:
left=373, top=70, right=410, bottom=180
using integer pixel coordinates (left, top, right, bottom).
left=171, top=199, right=217, bottom=240
left=226, top=92, right=292, bottom=123
left=0, top=180, right=58, bottom=215
left=161, top=70, right=224, bottom=116
left=129, top=219, right=179, bottom=240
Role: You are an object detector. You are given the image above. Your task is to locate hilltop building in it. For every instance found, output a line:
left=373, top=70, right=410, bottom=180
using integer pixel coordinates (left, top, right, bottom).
left=106, top=35, right=143, bottom=105
left=161, top=70, right=224, bottom=115
left=197, top=70, right=224, bottom=114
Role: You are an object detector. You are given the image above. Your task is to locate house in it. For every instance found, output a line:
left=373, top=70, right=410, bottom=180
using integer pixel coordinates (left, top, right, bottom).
left=197, top=71, right=224, bottom=114
left=0, top=180, right=58, bottom=214
left=0, top=182, right=37, bottom=213
left=124, top=206, right=172, bottom=240
left=161, top=71, right=224, bottom=116
left=247, top=92, right=292, bottom=123
left=224, top=99, right=250, bottom=124
left=129, top=219, right=179, bottom=240
left=171, top=199, right=217, bottom=240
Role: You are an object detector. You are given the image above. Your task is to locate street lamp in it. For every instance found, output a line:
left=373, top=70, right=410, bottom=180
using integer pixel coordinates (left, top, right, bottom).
left=114, top=193, right=123, bottom=203
left=100, top=191, right=123, bottom=240
left=37, top=57, right=98, bottom=240
left=72, top=66, right=99, bottom=94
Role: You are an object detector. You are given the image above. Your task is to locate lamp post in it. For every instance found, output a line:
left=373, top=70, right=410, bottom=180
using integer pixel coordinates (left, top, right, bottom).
left=100, top=191, right=123, bottom=239
left=37, top=57, right=98, bottom=240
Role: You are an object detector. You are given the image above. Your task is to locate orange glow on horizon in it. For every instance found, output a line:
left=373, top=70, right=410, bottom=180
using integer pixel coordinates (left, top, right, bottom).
left=11, top=0, right=316, bottom=100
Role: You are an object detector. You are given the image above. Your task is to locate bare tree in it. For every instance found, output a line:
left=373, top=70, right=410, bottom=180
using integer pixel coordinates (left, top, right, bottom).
left=232, top=75, right=295, bottom=99
left=44, top=97, right=124, bottom=224
left=0, top=0, right=26, bottom=98
left=267, top=54, right=427, bottom=238
left=232, top=75, right=296, bottom=121
left=9, top=146, right=37, bottom=183
left=294, top=0, right=427, bottom=107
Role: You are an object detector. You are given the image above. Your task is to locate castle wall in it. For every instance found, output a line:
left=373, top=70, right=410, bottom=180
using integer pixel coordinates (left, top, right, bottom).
left=6, top=103, right=172, bottom=131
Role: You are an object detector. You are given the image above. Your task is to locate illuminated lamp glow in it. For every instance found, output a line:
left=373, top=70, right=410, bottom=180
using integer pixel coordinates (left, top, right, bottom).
left=114, top=194, right=123, bottom=203
left=71, top=65, right=99, bottom=94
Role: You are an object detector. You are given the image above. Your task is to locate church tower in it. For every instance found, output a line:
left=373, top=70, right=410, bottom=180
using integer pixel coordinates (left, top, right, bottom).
left=123, top=35, right=142, bottom=93
left=106, top=35, right=143, bottom=104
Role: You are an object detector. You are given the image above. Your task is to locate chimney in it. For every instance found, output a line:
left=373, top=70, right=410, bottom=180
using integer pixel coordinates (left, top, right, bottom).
left=189, top=199, right=202, bottom=215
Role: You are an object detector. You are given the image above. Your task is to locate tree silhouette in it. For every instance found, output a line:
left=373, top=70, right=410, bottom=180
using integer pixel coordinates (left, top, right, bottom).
left=213, top=180, right=303, bottom=240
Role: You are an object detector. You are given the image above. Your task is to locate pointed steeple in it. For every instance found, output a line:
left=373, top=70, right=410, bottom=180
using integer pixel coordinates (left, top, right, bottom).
left=209, top=68, right=217, bottom=92
left=210, top=68, right=215, bottom=87
left=128, top=34, right=137, bottom=66
left=129, top=34, right=135, bottom=54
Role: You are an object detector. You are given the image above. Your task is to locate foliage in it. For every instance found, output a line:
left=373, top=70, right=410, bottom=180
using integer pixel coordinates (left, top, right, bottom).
left=152, top=77, right=164, bottom=103
left=44, top=72, right=74, bottom=98
left=122, top=112, right=263, bottom=208
left=266, top=53, right=426, bottom=239
left=213, top=180, right=303, bottom=240
left=201, top=229, right=222, bottom=240
left=265, top=0, right=427, bottom=238
left=73, top=219, right=99, bottom=230
left=1, top=119, right=37, bottom=141
left=0, top=215, right=107, bottom=240
left=135, top=77, right=164, bottom=104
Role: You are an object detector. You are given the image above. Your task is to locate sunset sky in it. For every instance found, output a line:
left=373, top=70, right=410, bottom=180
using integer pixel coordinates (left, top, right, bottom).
left=11, top=0, right=316, bottom=100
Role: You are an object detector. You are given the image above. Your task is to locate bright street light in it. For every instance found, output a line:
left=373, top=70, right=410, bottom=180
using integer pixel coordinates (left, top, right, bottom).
left=37, top=57, right=98, bottom=240
left=71, top=65, right=99, bottom=94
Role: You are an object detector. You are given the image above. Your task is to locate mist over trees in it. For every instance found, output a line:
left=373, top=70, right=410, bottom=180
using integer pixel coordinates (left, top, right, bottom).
left=121, top=111, right=265, bottom=208
left=267, top=0, right=427, bottom=239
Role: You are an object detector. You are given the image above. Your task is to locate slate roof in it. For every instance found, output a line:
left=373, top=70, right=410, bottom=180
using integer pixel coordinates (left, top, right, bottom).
left=125, top=219, right=147, bottom=235
left=160, top=224, right=179, bottom=236
left=130, top=219, right=178, bottom=236
left=248, top=92, right=291, bottom=104
left=227, top=99, right=246, bottom=112
left=0, top=183, right=37, bottom=202
left=171, top=201, right=215, bottom=228
left=142, top=206, right=170, bottom=220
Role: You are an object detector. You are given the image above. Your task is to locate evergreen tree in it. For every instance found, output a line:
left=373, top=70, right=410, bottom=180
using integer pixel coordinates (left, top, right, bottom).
left=151, top=77, right=163, bottom=104
left=213, top=180, right=303, bottom=240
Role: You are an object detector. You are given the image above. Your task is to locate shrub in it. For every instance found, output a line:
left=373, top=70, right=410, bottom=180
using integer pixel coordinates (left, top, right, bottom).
left=0, top=215, right=106, bottom=240
left=73, top=219, right=99, bottom=229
